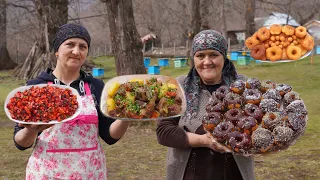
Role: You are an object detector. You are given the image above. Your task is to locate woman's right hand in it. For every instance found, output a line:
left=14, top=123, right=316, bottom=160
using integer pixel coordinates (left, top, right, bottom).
left=203, top=132, right=231, bottom=153
left=187, top=131, right=231, bottom=153
left=14, top=124, right=53, bottom=148
left=18, top=123, right=53, bottom=134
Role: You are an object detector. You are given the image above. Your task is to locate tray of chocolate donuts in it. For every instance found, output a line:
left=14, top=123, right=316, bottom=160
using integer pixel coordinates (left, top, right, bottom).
left=245, top=24, right=314, bottom=63
left=202, top=77, right=308, bottom=156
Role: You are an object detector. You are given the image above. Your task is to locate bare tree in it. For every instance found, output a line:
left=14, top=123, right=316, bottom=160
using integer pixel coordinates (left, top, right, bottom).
left=186, top=0, right=201, bottom=59
left=0, top=0, right=16, bottom=70
left=156, top=0, right=190, bottom=47
left=103, top=0, right=145, bottom=75
left=220, top=0, right=227, bottom=38
left=245, top=0, right=255, bottom=38
left=13, top=0, right=68, bottom=79
left=134, top=0, right=163, bottom=46
left=200, top=0, right=210, bottom=30
left=294, top=0, right=320, bottom=25
left=257, top=0, right=320, bottom=25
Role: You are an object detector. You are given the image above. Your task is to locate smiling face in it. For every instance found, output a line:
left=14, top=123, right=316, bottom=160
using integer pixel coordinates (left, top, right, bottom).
left=193, top=49, right=225, bottom=85
left=55, top=38, right=88, bottom=70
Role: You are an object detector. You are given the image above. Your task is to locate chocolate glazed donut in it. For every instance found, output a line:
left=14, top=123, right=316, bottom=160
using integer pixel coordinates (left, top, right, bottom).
left=230, top=80, right=246, bottom=95
left=224, top=92, right=243, bottom=109
left=213, top=121, right=235, bottom=142
left=236, top=116, right=258, bottom=135
left=228, top=131, right=252, bottom=153
left=214, top=85, right=230, bottom=101
left=225, top=108, right=243, bottom=125
left=206, top=99, right=225, bottom=113
left=202, top=112, right=223, bottom=132
left=244, top=104, right=263, bottom=123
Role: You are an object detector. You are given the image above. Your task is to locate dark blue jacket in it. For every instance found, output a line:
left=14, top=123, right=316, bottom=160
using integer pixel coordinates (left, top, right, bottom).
left=13, top=68, right=118, bottom=150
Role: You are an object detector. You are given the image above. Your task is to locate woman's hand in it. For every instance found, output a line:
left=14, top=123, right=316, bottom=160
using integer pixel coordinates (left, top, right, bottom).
left=109, top=120, right=130, bottom=140
left=18, top=123, right=53, bottom=134
left=203, top=132, right=231, bottom=153
left=14, top=124, right=53, bottom=148
left=187, top=132, right=231, bottom=153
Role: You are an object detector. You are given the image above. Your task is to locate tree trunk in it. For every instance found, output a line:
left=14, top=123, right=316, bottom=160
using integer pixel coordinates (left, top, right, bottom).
left=178, top=0, right=189, bottom=46
left=187, top=0, right=201, bottom=60
left=0, top=0, right=16, bottom=70
left=105, top=0, right=146, bottom=75
left=200, top=0, right=210, bottom=30
left=220, top=0, right=227, bottom=39
left=48, top=0, right=69, bottom=49
left=245, top=0, right=255, bottom=38
left=13, top=0, right=68, bottom=79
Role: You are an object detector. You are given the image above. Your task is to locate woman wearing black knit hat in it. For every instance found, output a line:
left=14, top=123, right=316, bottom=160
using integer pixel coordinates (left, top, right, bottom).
left=156, top=30, right=254, bottom=180
left=13, top=23, right=129, bottom=179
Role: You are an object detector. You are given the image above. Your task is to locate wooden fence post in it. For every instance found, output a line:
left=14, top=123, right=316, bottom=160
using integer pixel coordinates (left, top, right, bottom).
left=174, top=42, right=176, bottom=57
left=161, top=43, right=164, bottom=54
left=151, top=42, right=154, bottom=52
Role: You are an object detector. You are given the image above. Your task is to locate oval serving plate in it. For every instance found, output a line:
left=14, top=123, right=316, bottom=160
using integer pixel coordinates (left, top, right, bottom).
left=258, top=50, right=311, bottom=63
left=4, top=84, right=83, bottom=125
left=100, top=74, right=187, bottom=121
left=249, top=25, right=313, bottom=63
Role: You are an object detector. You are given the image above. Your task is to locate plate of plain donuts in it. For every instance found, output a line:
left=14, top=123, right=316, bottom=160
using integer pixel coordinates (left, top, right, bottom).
left=203, top=77, right=308, bottom=156
left=245, top=24, right=314, bottom=63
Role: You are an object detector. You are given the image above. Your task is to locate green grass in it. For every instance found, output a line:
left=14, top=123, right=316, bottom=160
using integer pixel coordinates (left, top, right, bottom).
left=0, top=55, right=320, bottom=179
left=0, top=71, right=25, bottom=124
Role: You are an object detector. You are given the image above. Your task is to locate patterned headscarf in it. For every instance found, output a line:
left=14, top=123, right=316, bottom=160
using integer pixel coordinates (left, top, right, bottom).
left=183, top=30, right=237, bottom=120
left=192, top=30, right=227, bottom=58
left=53, top=23, right=91, bottom=52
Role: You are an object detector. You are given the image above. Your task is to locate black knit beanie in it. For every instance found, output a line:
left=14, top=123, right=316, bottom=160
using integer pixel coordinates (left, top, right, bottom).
left=53, top=23, right=91, bottom=52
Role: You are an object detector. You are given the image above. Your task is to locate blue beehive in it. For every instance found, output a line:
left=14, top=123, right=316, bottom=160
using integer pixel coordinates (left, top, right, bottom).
left=174, top=59, right=183, bottom=68
left=174, top=58, right=187, bottom=67
left=237, top=56, right=250, bottom=65
left=148, top=66, right=160, bottom=74
left=144, top=57, right=151, bottom=68
left=181, top=59, right=187, bottom=66
left=92, top=68, right=104, bottom=77
left=230, top=51, right=238, bottom=61
left=158, top=58, right=169, bottom=66
left=316, top=45, right=320, bottom=55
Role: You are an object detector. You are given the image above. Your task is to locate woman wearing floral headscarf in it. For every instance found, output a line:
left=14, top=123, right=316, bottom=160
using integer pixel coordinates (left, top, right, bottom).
left=156, top=30, right=254, bottom=180
left=13, top=23, right=129, bottom=179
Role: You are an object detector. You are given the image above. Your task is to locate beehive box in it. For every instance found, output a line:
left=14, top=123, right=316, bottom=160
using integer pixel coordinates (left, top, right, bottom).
left=147, top=66, right=160, bottom=74
left=158, top=58, right=169, bottom=66
left=92, top=68, right=104, bottom=77
left=144, top=57, right=151, bottom=68
left=237, top=56, right=250, bottom=65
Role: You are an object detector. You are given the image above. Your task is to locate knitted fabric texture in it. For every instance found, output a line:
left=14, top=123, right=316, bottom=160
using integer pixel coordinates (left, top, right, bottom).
left=183, top=30, right=237, bottom=121
left=192, top=30, right=228, bottom=58
left=53, top=23, right=91, bottom=52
